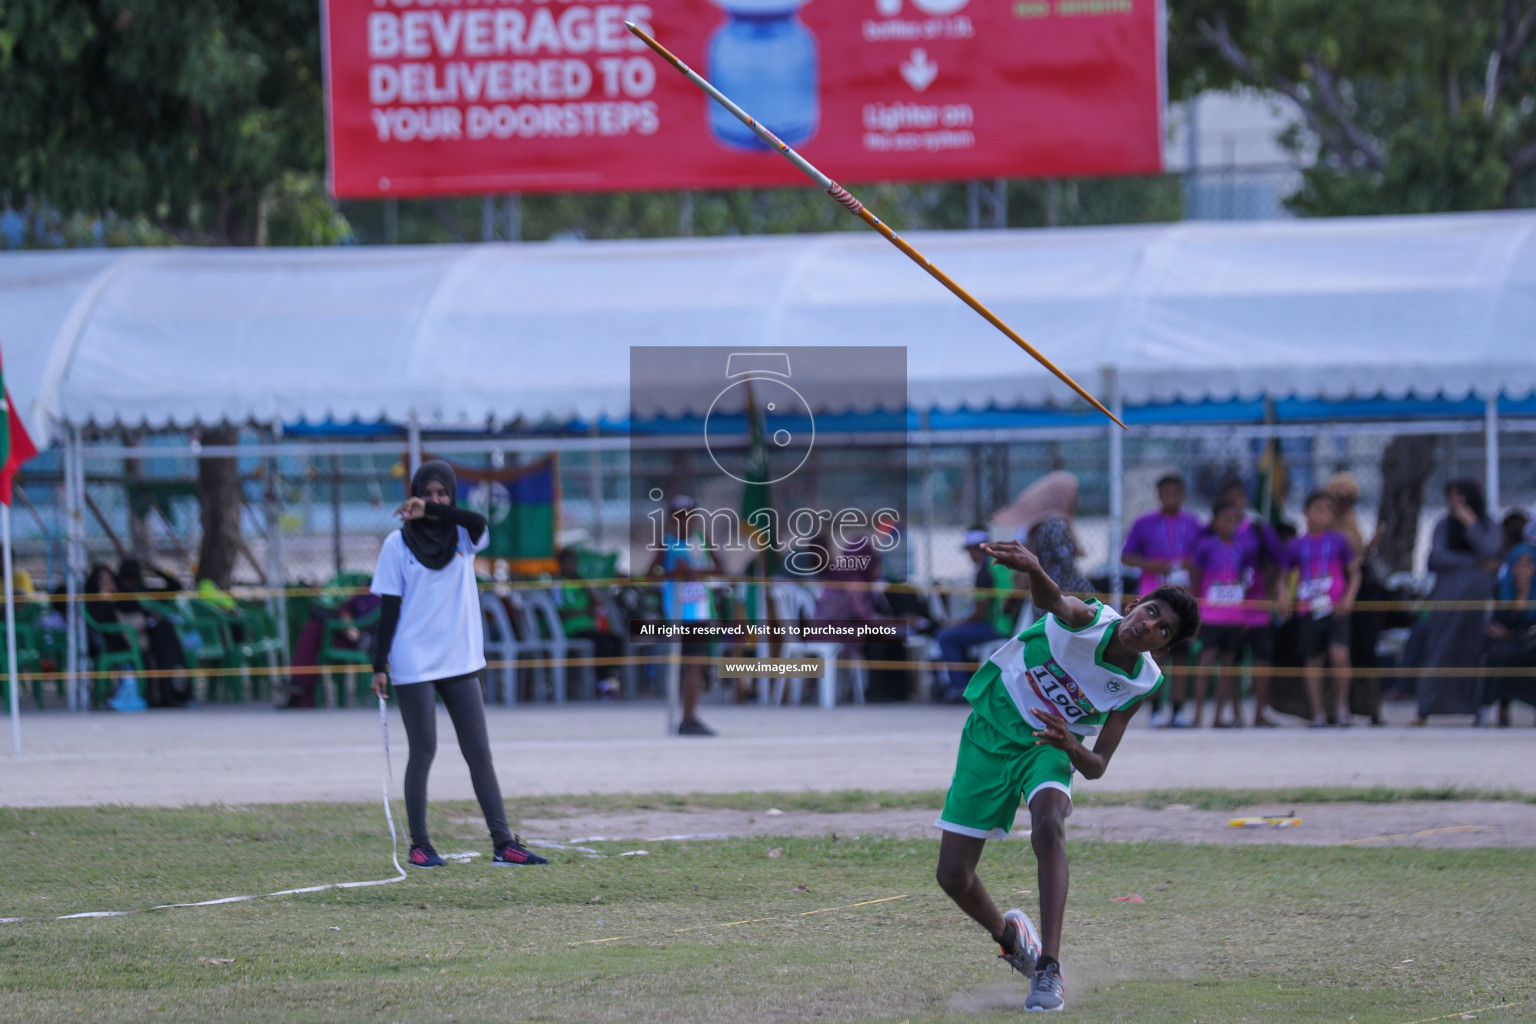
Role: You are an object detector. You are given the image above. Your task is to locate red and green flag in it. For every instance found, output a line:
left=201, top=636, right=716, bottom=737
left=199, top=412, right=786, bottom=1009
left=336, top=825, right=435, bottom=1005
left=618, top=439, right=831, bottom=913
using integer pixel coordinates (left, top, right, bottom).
left=0, top=345, right=37, bottom=506
left=430, top=453, right=560, bottom=576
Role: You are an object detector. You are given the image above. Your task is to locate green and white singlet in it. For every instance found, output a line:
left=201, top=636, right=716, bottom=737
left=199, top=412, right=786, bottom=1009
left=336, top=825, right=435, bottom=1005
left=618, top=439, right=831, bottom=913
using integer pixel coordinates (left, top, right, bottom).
left=965, top=599, right=1164, bottom=743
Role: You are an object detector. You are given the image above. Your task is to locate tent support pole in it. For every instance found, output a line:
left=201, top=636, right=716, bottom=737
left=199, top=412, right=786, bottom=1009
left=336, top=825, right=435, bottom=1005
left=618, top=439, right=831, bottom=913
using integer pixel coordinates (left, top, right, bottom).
left=266, top=443, right=290, bottom=692
left=331, top=454, right=344, bottom=576
left=588, top=423, right=603, bottom=546
left=407, top=412, right=422, bottom=482
left=1484, top=396, right=1500, bottom=511
left=922, top=411, right=935, bottom=586
left=6, top=503, right=22, bottom=754
left=1105, top=366, right=1124, bottom=608
left=63, top=424, right=84, bottom=711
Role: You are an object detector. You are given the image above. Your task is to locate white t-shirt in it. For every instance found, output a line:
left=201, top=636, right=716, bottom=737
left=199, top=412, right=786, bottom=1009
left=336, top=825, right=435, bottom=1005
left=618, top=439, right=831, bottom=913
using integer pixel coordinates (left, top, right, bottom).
left=370, top=525, right=490, bottom=684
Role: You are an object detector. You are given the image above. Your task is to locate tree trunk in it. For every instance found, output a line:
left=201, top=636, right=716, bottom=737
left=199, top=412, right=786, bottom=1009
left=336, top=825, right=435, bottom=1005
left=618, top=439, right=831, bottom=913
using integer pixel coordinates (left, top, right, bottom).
left=196, top=425, right=243, bottom=586
left=123, top=435, right=156, bottom=561
left=1375, top=434, right=1438, bottom=573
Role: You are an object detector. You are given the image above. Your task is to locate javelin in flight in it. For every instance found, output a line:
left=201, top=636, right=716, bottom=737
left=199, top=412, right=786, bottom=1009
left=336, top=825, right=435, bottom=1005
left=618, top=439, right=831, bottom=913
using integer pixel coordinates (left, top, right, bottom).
left=625, top=21, right=1125, bottom=429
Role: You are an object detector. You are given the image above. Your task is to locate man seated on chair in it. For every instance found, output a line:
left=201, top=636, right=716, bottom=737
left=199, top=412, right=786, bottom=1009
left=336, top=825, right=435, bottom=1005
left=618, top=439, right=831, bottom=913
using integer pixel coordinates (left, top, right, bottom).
left=554, top=547, right=625, bottom=701
left=935, top=527, right=1012, bottom=703
left=281, top=585, right=381, bottom=709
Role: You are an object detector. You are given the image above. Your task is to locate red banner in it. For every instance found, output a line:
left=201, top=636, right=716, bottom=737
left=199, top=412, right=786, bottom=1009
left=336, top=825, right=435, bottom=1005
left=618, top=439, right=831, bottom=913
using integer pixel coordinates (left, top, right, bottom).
left=323, top=0, right=1165, bottom=199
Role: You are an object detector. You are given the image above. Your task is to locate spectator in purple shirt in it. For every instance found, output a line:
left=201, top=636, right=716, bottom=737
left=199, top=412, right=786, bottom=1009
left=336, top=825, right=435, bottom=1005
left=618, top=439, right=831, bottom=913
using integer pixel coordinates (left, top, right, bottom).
left=1189, top=499, right=1259, bottom=727
left=1122, top=475, right=1204, bottom=596
left=1123, top=474, right=1203, bottom=725
left=1209, top=477, right=1286, bottom=726
left=1280, top=492, right=1362, bottom=727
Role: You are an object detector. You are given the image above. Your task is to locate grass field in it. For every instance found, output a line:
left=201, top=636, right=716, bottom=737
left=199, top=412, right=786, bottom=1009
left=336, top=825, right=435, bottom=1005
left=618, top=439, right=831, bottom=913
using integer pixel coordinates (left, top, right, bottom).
left=2, top=798, right=1533, bottom=1024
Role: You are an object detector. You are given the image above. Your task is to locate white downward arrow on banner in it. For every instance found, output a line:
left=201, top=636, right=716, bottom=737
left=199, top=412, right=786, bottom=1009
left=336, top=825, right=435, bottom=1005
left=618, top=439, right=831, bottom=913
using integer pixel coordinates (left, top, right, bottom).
left=901, top=48, right=937, bottom=92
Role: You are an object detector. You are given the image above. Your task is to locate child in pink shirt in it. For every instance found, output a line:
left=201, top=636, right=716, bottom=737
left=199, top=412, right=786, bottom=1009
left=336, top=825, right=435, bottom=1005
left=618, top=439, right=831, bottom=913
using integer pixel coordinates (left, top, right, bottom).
left=1281, top=492, right=1362, bottom=727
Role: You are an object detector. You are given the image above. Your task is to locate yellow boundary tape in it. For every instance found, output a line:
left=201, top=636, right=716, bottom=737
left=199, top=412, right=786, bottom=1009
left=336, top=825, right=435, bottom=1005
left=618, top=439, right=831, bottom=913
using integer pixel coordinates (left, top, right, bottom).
left=1395, top=1001, right=1522, bottom=1024
left=11, top=659, right=1536, bottom=684
left=568, top=894, right=910, bottom=946
left=14, top=579, right=1529, bottom=613
left=1334, top=825, right=1493, bottom=847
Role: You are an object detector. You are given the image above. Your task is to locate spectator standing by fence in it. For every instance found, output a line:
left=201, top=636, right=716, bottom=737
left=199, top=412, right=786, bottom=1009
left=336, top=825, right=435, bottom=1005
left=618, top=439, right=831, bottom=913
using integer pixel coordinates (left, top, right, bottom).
left=1413, top=480, right=1501, bottom=726
left=647, top=494, right=724, bottom=735
left=1325, top=472, right=1385, bottom=725
left=1281, top=492, right=1362, bottom=727
left=1189, top=498, right=1258, bottom=727
left=1217, top=477, right=1286, bottom=727
left=995, top=471, right=1091, bottom=596
left=1122, top=474, right=1203, bottom=726
left=1484, top=529, right=1536, bottom=726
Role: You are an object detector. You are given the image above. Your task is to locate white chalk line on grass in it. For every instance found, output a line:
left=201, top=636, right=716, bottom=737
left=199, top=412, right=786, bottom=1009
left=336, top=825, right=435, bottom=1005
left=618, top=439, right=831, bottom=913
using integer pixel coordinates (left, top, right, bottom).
left=1, top=699, right=421, bottom=926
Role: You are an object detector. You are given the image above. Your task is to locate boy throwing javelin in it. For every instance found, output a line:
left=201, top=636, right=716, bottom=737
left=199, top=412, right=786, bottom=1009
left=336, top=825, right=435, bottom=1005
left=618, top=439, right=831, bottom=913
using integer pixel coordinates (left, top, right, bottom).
left=934, top=540, right=1200, bottom=1011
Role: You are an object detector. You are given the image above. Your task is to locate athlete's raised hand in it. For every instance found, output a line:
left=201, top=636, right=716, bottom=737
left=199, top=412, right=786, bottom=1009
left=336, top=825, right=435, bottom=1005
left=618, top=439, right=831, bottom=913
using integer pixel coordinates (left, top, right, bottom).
left=981, top=541, right=1040, bottom=575
left=395, top=496, right=427, bottom=521
left=1032, top=708, right=1076, bottom=751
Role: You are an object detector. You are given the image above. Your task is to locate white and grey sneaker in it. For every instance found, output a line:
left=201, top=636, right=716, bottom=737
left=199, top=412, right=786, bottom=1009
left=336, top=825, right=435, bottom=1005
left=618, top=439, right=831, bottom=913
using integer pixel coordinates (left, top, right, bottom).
left=1025, top=959, right=1065, bottom=1012
left=998, top=908, right=1042, bottom=977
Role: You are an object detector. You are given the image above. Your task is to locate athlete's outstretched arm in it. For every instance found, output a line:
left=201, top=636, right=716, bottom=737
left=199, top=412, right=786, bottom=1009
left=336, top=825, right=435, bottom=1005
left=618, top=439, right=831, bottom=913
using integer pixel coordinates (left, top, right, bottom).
left=1033, top=703, right=1140, bottom=780
left=981, top=541, right=1096, bottom=627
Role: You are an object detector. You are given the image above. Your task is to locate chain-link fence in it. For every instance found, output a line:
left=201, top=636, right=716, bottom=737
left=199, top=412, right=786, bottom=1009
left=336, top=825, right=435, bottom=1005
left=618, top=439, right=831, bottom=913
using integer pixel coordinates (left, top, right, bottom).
left=6, top=417, right=1533, bottom=713
left=8, top=420, right=1534, bottom=596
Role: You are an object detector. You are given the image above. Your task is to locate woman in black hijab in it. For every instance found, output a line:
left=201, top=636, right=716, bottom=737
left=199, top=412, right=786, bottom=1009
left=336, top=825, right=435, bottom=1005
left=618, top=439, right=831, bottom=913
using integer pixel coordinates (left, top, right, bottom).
left=1413, top=479, right=1502, bottom=725
left=116, top=559, right=193, bottom=708
left=369, top=460, right=547, bottom=868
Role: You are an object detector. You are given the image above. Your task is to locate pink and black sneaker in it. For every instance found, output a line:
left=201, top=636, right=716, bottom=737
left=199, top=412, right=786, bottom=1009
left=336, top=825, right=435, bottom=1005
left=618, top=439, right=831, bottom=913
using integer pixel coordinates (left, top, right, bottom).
left=408, top=843, right=446, bottom=869
left=492, top=837, right=549, bottom=866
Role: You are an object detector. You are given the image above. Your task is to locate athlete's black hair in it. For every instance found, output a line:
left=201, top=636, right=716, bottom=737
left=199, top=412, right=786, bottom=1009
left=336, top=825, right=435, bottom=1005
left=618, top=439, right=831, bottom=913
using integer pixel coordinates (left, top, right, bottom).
left=1155, top=474, right=1185, bottom=491
left=1303, top=489, right=1333, bottom=511
left=1143, top=584, right=1201, bottom=648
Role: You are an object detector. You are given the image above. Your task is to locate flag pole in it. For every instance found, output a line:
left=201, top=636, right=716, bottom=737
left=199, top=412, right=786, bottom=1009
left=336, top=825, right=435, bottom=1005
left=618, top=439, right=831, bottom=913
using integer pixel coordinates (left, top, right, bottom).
left=625, top=21, right=1125, bottom=430
left=5, top=501, right=21, bottom=755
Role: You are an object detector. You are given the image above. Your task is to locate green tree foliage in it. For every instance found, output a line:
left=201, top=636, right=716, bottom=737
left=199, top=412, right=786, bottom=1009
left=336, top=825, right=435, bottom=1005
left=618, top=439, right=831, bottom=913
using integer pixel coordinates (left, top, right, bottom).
left=1168, top=0, right=1536, bottom=212
left=8, top=0, right=1529, bottom=245
left=0, top=0, right=343, bottom=244
left=337, top=177, right=1181, bottom=246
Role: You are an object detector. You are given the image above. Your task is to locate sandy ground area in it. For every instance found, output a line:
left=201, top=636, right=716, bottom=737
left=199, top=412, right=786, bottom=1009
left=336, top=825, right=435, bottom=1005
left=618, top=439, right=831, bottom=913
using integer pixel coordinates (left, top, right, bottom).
left=3, top=701, right=1531, bottom=810
left=504, top=800, right=1536, bottom=849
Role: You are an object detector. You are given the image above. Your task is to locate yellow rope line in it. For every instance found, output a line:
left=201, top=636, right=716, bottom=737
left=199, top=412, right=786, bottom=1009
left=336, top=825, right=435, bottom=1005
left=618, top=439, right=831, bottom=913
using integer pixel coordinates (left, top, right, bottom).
left=1395, top=1002, right=1522, bottom=1024
left=1334, top=825, right=1493, bottom=847
left=567, top=894, right=910, bottom=947
left=9, top=657, right=1536, bottom=685
left=11, top=580, right=1535, bottom=613
left=11, top=657, right=1536, bottom=685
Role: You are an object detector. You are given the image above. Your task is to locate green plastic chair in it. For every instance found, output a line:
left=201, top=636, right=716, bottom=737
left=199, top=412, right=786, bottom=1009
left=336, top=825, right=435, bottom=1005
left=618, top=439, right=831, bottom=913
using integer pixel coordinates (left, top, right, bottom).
left=0, top=616, right=45, bottom=710
left=319, top=603, right=380, bottom=707
left=227, top=602, right=285, bottom=702
left=82, top=601, right=145, bottom=709
left=175, top=597, right=235, bottom=702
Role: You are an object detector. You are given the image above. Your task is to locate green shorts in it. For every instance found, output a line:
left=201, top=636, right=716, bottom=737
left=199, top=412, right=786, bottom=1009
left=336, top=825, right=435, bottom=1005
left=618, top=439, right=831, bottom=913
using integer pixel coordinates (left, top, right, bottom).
left=935, top=711, right=1073, bottom=840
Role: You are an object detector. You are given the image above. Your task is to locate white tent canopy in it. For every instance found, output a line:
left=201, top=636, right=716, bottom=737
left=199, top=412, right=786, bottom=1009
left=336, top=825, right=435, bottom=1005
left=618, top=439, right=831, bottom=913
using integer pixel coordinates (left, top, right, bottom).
left=3, top=209, right=1535, bottom=449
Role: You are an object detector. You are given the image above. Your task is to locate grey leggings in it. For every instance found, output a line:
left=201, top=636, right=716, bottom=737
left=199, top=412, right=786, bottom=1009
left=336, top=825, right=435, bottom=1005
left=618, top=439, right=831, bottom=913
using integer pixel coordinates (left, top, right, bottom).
left=395, top=672, right=512, bottom=848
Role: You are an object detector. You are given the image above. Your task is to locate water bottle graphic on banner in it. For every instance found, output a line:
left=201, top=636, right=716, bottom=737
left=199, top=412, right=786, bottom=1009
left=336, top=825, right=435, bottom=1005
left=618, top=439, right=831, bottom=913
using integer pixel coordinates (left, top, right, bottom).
left=706, top=0, right=819, bottom=150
